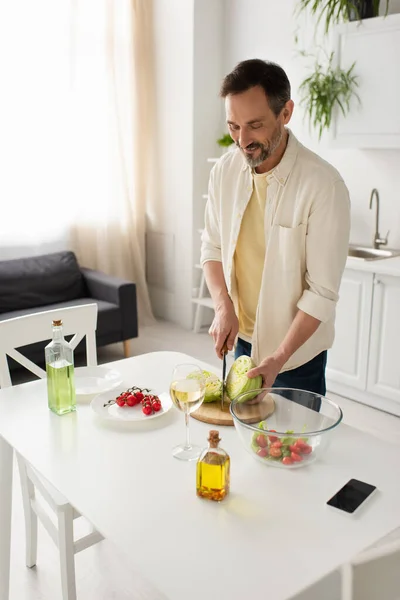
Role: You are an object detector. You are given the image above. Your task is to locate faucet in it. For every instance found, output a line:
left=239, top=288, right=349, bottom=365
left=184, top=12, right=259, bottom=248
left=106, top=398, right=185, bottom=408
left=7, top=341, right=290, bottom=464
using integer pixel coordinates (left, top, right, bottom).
left=369, top=188, right=389, bottom=249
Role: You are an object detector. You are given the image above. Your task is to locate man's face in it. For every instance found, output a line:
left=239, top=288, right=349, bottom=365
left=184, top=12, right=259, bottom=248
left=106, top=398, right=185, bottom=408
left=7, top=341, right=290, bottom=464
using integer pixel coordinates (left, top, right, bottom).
left=225, top=86, right=291, bottom=168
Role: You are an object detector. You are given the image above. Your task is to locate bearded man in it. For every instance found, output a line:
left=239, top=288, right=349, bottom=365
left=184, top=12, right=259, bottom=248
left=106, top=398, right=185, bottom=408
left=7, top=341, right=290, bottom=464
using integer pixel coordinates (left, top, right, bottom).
left=201, top=59, right=350, bottom=396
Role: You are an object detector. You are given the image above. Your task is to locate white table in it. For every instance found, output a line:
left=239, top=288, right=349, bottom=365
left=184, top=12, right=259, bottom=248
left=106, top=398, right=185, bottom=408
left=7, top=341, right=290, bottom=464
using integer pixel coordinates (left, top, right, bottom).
left=1, top=351, right=400, bottom=600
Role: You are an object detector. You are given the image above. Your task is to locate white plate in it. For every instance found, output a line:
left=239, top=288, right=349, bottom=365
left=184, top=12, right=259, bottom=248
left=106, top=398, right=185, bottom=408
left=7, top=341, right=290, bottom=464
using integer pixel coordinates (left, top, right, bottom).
left=74, top=367, right=123, bottom=396
left=90, top=386, right=172, bottom=422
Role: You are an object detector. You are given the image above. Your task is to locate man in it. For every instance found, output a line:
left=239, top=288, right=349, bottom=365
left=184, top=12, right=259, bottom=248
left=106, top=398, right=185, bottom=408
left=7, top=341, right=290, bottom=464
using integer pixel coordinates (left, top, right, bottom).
left=201, top=59, right=350, bottom=396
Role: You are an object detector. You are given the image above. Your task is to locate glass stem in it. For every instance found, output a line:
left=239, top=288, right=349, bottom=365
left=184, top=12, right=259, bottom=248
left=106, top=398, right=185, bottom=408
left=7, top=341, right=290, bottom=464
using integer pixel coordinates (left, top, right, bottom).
left=184, top=412, right=191, bottom=449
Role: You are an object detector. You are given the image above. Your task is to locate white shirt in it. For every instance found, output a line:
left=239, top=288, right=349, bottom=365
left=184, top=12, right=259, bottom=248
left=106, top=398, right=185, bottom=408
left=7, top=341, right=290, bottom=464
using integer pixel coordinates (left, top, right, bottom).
left=201, top=129, right=351, bottom=372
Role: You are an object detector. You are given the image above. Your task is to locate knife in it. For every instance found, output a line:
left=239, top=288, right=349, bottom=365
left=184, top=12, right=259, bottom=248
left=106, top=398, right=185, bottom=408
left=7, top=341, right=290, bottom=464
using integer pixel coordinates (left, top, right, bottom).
left=221, top=342, right=228, bottom=410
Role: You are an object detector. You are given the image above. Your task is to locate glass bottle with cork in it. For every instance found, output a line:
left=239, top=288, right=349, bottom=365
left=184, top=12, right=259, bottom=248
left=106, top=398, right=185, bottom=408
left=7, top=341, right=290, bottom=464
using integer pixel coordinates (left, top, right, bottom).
left=45, top=319, right=76, bottom=415
left=196, top=430, right=230, bottom=501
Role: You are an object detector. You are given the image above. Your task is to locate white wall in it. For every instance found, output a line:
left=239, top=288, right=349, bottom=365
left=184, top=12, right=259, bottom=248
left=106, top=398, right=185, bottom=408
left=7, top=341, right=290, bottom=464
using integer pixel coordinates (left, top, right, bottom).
left=223, top=0, right=400, bottom=249
left=192, top=0, right=225, bottom=319
left=148, top=0, right=224, bottom=328
left=147, top=0, right=195, bottom=328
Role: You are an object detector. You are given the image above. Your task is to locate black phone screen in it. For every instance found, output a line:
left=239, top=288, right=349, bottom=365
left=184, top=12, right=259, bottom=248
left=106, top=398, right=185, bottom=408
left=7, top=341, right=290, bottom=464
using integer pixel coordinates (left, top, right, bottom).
left=327, top=479, right=377, bottom=514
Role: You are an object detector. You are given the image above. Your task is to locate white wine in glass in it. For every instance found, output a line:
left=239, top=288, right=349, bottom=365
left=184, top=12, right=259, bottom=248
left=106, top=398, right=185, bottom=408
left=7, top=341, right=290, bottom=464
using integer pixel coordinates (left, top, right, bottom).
left=170, top=364, right=205, bottom=460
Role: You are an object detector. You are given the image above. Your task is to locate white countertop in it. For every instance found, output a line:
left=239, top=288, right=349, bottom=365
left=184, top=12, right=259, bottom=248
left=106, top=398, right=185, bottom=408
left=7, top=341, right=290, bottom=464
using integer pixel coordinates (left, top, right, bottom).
left=346, top=254, right=400, bottom=277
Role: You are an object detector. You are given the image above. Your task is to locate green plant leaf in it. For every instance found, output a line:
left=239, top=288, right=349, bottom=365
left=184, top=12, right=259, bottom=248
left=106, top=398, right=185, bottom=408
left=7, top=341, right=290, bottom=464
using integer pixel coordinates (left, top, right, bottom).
left=217, top=133, right=234, bottom=147
left=299, top=50, right=359, bottom=139
left=297, top=0, right=383, bottom=33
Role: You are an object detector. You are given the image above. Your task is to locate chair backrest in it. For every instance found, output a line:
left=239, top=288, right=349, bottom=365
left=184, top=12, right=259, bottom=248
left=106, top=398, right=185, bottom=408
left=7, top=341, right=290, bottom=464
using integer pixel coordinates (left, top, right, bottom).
left=0, top=303, right=98, bottom=388
left=341, top=536, right=400, bottom=600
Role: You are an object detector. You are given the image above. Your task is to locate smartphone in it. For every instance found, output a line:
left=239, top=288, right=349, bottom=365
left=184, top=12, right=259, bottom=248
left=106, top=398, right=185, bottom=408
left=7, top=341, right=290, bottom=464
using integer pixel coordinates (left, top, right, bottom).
left=327, top=479, right=377, bottom=514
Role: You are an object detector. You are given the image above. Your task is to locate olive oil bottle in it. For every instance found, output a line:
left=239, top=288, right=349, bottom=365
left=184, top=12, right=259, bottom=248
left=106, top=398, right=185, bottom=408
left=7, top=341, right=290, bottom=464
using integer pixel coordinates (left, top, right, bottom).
left=196, top=430, right=230, bottom=501
left=45, top=319, right=76, bottom=415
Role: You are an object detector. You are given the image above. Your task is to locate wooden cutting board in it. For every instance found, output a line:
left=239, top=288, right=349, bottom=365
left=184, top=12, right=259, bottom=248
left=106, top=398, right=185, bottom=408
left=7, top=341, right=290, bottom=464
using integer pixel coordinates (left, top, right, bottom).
left=191, top=395, right=275, bottom=427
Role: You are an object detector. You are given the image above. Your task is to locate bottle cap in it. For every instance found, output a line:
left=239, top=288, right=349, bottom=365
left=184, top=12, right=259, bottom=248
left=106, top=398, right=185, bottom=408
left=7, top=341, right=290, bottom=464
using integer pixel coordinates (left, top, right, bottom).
left=52, top=320, right=62, bottom=326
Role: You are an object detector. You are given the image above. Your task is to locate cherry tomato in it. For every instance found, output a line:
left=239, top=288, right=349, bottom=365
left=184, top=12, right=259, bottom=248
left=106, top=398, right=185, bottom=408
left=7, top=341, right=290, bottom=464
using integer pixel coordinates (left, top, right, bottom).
left=135, top=392, right=144, bottom=403
left=126, top=394, right=136, bottom=407
left=116, top=397, right=126, bottom=407
left=282, top=457, right=293, bottom=465
left=256, top=434, right=268, bottom=448
left=291, top=452, right=303, bottom=462
left=271, top=441, right=283, bottom=449
left=268, top=430, right=278, bottom=443
left=257, top=448, right=268, bottom=458
left=142, top=405, right=153, bottom=416
left=301, top=444, right=313, bottom=454
left=294, top=439, right=306, bottom=447
left=270, top=447, right=282, bottom=458
left=152, top=401, right=161, bottom=412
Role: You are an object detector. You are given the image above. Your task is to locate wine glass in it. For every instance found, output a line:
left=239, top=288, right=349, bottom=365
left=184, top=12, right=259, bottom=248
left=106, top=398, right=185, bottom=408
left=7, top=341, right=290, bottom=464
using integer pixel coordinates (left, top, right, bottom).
left=170, top=363, right=205, bottom=461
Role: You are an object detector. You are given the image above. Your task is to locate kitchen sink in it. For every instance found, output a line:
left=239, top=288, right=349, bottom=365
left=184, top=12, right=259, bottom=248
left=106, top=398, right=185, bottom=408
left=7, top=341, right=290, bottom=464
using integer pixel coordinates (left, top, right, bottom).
left=348, top=245, right=400, bottom=261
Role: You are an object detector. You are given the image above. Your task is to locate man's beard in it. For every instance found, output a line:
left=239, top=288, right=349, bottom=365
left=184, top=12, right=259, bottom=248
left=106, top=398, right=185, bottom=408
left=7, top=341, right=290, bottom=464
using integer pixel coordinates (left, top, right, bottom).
left=237, top=126, right=283, bottom=168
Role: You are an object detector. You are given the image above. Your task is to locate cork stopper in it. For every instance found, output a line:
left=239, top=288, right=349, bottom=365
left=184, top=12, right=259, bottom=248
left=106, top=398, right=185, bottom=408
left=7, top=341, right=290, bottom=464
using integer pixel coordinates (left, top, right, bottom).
left=208, top=429, right=221, bottom=448
left=52, top=320, right=62, bottom=327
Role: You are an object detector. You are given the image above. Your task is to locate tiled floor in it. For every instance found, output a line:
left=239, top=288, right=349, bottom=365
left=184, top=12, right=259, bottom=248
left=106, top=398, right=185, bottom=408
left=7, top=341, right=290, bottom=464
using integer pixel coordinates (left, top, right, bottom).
left=7, top=319, right=400, bottom=599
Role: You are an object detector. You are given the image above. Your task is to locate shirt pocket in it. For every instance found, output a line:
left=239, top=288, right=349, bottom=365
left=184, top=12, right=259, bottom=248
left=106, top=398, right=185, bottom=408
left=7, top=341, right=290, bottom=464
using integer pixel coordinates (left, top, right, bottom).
left=271, top=223, right=307, bottom=272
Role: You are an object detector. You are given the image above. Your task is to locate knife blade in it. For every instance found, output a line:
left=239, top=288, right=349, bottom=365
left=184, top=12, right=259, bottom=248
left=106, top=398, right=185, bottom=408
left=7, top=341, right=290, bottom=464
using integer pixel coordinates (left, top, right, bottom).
left=221, top=343, right=228, bottom=410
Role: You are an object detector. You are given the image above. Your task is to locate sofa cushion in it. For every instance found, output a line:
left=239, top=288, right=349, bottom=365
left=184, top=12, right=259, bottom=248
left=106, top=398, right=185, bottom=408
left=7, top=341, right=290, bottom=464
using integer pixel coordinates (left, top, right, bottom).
left=0, top=251, right=86, bottom=314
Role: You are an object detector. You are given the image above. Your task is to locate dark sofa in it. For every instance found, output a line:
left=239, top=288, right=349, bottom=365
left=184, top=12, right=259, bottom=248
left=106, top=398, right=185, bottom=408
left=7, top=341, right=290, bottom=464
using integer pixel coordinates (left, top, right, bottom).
left=0, top=251, right=138, bottom=369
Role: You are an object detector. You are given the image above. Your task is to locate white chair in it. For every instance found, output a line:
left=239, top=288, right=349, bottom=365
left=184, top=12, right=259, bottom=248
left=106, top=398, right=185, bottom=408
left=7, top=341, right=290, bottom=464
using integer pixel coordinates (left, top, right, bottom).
left=0, top=304, right=104, bottom=600
left=341, top=533, right=400, bottom=600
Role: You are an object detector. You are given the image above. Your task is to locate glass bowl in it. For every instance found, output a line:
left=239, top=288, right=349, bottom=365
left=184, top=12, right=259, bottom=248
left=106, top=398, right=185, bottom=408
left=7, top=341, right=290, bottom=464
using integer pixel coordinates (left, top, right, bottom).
left=229, top=388, right=343, bottom=469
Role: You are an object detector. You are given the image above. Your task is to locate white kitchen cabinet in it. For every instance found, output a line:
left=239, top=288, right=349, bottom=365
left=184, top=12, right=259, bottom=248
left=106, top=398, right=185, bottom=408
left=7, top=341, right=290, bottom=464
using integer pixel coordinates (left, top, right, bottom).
left=327, top=269, right=374, bottom=389
left=331, top=14, right=400, bottom=148
left=327, top=263, right=400, bottom=415
left=367, top=274, right=400, bottom=403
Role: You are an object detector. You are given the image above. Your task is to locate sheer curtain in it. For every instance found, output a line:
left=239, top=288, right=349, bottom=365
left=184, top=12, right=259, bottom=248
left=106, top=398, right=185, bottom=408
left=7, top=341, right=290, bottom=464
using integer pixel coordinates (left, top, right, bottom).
left=68, top=0, right=154, bottom=323
left=0, top=0, right=154, bottom=323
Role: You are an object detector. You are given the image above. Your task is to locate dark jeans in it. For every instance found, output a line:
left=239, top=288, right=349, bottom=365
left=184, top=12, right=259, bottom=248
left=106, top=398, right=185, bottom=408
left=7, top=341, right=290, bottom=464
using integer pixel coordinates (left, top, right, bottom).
left=235, top=337, right=327, bottom=397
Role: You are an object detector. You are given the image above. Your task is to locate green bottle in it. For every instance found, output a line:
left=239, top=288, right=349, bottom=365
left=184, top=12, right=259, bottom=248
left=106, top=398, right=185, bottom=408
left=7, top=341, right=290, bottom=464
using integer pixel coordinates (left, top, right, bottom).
left=45, top=319, right=76, bottom=415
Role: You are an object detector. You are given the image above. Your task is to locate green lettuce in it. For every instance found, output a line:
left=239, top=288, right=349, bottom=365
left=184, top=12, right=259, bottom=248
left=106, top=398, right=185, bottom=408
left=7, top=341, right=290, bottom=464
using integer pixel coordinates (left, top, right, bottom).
left=226, top=356, right=262, bottom=401
left=187, top=370, right=222, bottom=403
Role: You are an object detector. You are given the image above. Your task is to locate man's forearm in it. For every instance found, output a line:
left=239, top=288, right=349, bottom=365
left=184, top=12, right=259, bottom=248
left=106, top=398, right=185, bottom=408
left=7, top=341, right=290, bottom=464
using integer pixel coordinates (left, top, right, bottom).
left=273, top=310, right=321, bottom=367
left=246, top=309, right=322, bottom=383
left=203, top=261, right=232, bottom=310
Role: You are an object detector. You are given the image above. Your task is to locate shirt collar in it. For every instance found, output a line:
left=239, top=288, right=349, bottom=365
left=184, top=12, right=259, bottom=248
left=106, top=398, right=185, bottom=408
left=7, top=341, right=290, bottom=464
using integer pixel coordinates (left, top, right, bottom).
left=241, top=128, right=299, bottom=186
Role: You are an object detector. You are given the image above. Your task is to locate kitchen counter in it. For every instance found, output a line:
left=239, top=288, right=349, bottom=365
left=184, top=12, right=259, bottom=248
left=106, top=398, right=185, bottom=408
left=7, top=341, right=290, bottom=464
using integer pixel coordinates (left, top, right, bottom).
left=346, top=253, right=400, bottom=277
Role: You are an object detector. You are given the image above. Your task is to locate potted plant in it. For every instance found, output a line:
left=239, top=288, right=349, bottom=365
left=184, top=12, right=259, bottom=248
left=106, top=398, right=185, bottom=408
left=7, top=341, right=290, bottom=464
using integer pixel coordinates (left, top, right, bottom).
left=297, top=0, right=389, bottom=33
left=299, top=51, right=359, bottom=139
left=217, top=133, right=235, bottom=153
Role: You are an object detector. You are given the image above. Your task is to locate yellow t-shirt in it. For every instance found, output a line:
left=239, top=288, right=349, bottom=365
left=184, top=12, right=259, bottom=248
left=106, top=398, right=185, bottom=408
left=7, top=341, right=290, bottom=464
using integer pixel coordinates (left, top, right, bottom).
left=234, top=170, right=270, bottom=340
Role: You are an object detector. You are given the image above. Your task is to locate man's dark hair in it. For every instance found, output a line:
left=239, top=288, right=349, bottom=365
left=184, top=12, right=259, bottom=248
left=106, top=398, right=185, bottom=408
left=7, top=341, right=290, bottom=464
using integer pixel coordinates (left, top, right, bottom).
left=220, top=59, right=291, bottom=117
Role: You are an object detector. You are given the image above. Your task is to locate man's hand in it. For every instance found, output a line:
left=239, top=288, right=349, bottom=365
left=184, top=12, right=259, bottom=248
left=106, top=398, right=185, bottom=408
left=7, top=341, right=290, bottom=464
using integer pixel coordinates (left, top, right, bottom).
left=247, top=354, right=285, bottom=388
left=209, top=301, right=239, bottom=359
